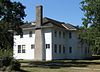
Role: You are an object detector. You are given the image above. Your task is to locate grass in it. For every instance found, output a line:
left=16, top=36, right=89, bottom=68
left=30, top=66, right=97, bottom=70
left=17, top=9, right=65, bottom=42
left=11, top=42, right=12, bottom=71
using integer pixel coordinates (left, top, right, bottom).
left=21, top=65, right=100, bottom=72
left=20, top=56, right=100, bottom=72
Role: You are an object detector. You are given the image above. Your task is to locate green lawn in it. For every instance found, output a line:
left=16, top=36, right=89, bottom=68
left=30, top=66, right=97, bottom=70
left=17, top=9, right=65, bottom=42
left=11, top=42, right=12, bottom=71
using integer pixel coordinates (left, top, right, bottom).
left=20, top=59, right=100, bottom=72
left=21, top=65, right=100, bottom=72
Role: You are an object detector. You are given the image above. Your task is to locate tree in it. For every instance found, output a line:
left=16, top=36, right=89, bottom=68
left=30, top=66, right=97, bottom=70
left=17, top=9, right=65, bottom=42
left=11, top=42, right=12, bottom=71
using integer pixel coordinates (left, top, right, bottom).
left=80, top=0, right=100, bottom=54
left=0, top=0, right=26, bottom=53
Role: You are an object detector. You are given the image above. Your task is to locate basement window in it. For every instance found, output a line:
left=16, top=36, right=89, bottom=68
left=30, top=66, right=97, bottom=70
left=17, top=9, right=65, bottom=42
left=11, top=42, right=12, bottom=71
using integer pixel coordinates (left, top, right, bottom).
left=46, top=44, right=50, bottom=49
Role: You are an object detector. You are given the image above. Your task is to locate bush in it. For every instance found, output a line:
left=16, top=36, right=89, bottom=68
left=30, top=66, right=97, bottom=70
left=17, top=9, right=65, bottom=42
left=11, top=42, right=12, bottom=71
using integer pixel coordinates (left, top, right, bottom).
left=10, top=59, right=20, bottom=70
left=0, top=56, right=20, bottom=71
left=0, top=56, right=12, bottom=67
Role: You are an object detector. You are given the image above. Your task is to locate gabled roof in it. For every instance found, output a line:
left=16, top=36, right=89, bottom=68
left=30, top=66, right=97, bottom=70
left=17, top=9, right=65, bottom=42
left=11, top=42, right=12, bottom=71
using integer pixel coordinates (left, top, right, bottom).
left=21, top=17, right=77, bottom=30
left=62, top=23, right=77, bottom=30
left=20, top=22, right=35, bottom=28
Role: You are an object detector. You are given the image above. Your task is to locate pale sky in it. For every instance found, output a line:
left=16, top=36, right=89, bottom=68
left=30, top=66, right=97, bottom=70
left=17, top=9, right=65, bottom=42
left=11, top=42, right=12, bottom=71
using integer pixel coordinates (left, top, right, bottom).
left=12, top=0, right=83, bottom=26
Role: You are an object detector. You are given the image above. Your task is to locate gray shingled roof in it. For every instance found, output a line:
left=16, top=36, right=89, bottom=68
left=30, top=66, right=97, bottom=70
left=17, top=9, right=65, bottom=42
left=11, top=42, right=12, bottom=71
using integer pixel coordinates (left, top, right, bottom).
left=20, top=17, right=77, bottom=30
left=62, top=23, right=77, bottom=30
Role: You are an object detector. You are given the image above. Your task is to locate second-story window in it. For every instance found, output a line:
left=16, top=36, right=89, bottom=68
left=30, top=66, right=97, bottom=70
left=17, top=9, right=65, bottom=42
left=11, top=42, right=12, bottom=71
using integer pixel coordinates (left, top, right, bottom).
left=59, top=31, right=61, bottom=38
left=54, top=31, right=57, bottom=37
left=20, top=33, right=23, bottom=38
left=31, top=44, right=35, bottom=49
left=29, top=31, right=32, bottom=37
left=69, top=32, right=72, bottom=38
left=63, top=32, right=65, bottom=38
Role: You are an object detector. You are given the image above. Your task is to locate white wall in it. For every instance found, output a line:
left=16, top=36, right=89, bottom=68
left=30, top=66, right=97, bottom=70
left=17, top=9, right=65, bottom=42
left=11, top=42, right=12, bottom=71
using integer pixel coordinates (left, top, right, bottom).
left=13, top=30, right=35, bottom=60
left=67, top=31, right=91, bottom=59
left=66, top=31, right=81, bottom=59
left=52, top=27, right=67, bottom=60
left=13, top=28, right=53, bottom=61
left=13, top=27, right=91, bottom=60
left=43, top=28, right=52, bottom=61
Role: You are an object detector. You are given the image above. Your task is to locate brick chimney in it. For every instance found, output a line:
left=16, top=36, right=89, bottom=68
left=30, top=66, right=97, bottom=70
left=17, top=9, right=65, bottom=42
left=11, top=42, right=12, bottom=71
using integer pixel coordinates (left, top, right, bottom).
left=34, top=5, right=46, bottom=61
left=36, top=5, right=43, bottom=26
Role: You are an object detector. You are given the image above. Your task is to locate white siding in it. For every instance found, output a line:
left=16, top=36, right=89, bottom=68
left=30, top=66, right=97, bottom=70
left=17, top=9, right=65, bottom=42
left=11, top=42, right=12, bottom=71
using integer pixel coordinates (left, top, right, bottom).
left=52, top=27, right=67, bottom=60
left=13, top=30, right=35, bottom=60
left=67, top=31, right=91, bottom=59
left=43, top=29, right=52, bottom=61
left=66, top=31, right=80, bottom=59
left=13, top=26, right=91, bottom=60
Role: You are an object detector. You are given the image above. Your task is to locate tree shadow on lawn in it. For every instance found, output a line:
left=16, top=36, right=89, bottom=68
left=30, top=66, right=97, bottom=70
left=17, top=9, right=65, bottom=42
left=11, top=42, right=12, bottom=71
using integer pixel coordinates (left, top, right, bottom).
left=21, top=55, right=100, bottom=69
left=26, top=61, right=88, bottom=69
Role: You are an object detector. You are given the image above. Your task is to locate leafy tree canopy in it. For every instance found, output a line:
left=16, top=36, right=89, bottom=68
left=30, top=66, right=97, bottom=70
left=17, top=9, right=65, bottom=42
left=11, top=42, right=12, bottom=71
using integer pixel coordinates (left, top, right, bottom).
left=80, top=0, right=100, bottom=54
left=0, top=0, right=26, bottom=32
left=0, top=0, right=26, bottom=50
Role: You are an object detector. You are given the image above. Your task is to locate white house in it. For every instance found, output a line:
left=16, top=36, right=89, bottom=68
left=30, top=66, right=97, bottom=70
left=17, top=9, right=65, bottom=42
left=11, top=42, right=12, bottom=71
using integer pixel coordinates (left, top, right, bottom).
left=13, top=5, right=91, bottom=61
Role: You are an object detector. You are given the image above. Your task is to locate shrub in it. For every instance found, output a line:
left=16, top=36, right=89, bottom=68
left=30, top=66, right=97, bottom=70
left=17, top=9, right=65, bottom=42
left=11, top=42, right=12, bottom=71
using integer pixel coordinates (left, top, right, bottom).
left=10, top=59, right=20, bottom=70
left=0, top=56, right=20, bottom=71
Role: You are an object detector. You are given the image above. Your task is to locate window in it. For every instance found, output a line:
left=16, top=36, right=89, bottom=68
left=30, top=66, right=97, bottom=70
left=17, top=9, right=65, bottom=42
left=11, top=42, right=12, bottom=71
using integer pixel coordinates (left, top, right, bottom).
left=69, top=32, right=72, bottom=38
left=54, top=44, right=57, bottom=53
left=63, top=45, right=65, bottom=53
left=18, top=45, right=26, bottom=53
left=63, top=32, right=65, bottom=38
left=59, top=45, right=61, bottom=53
left=29, top=31, right=32, bottom=37
left=59, top=31, right=61, bottom=38
left=18, top=45, right=21, bottom=53
left=31, top=44, right=35, bottom=49
left=22, top=45, right=25, bottom=53
left=69, top=47, right=72, bottom=53
left=20, top=33, right=23, bottom=38
left=54, top=31, right=57, bottom=37
left=46, top=44, right=50, bottom=49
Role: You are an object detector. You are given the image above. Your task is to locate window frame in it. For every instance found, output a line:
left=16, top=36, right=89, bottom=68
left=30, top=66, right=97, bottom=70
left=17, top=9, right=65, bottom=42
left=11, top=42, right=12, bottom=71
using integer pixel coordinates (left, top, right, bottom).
left=22, top=45, right=26, bottom=53
left=20, top=33, right=23, bottom=38
left=29, top=31, right=32, bottom=37
left=31, top=44, right=35, bottom=49
left=69, top=46, right=72, bottom=53
left=54, top=31, right=57, bottom=37
left=59, top=45, right=61, bottom=53
left=59, top=31, right=61, bottom=38
left=63, top=32, right=65, bottom=38
left=46, top=44, right=50, bottom=49
left=18, top=45, right=21, bottom=53
left=63, top=45, right=65, bottom=53
left=69, top=32, right=72, bottom=39
left=54, top=44, right=57, bottom=53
